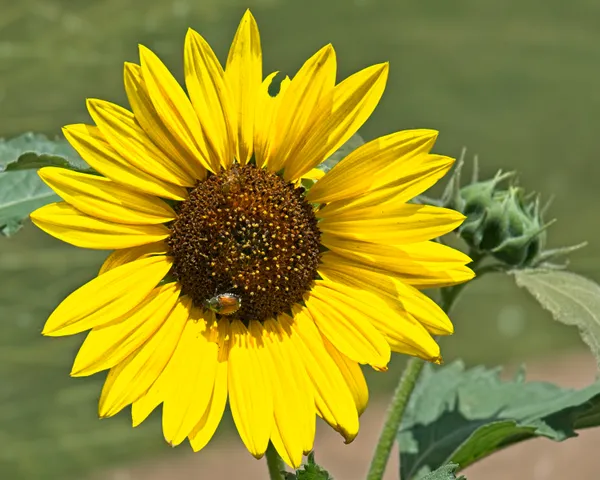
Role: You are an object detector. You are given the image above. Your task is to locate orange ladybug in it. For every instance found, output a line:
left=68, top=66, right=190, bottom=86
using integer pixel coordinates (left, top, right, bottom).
left=204, top=293, right=242, bottom=315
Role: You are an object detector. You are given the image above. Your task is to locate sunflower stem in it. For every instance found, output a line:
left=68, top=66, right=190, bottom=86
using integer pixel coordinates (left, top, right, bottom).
left=365, top=254, right=485, bottom=480
left=365, top=356, right=425, bottom=480
left=265, top=442, right=286, bottom=480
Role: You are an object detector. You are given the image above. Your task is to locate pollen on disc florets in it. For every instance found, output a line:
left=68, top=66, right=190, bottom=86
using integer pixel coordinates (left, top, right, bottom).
left=168, top=164, right=321, bottom=323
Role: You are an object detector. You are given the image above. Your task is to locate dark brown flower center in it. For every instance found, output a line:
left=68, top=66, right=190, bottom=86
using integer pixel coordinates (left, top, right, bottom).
left=168, top=164, right=321, bottom=323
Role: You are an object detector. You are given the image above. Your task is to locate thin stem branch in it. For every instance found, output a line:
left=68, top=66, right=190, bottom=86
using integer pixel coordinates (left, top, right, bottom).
left=366, top=255, right=486, bottom=480
left=265, top=442, right=285, bottom=480
left=365, top=356, right=425, bottom=480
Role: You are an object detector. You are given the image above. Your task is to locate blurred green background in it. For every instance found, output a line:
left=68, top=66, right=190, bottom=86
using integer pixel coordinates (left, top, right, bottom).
left=0, top=0, right=598, bottom=478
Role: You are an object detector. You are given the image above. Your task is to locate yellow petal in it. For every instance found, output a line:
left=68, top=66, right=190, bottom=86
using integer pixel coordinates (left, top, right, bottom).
left=306, top=130, right=440, bottom=204
left=42, top=255, right=173, bottom=336
left=99, top=242, right=168, bottom=275
left=270, top=428, right=294, bottom=470
left=30, top=202, right=170, bottom=250
left=319, top=154, right=455, bottom=215
left=277, top=315, right=317, bottom=455
left=38, top=167, right=176, bottom=225
left=188, top=356, right=229, bottom=451
left=254, top=73, right=290, bottom=169
left=228, top=319, right=273, bottom=458
left=314, top=277, right=441, bottom=362
left=185, top=29, right=235, bottom=170
left=123, top=62, right=206, bottom=181
left=139, top=45, right=216, bottom=173
left=131, top=369, right=167, bottom=427
left=321, top=234, right=475, bottom=288
left=253, top=71, right=278, bottom=168
left=290, top=305, right=359, bottom=442
left=307, top=281, right=391, bottom=369
left=321, top=337, right=368, bottom=415
left=301, top=168, right=326, bottom=181
left=99, top=296, right=191, bottom=418
left=87, top=99, right=198, bottom=186
left=264, top=317, right=315, bottom=468
left=318, top=204, right=465, bottom=245
left=319, top=251, right=454, bottom=335
left=132, top=316, right=226, bottom=431
left=161, top=312, right=219, bottom=446
left=268, top=45, right=337, bottom=173
left=71, top=283, right=181, bottom=376
left=284, top=63, right=389, bottom=182
left=62, top=124, right=187, bottom=201
left=225, top=9, right=262, bottom=165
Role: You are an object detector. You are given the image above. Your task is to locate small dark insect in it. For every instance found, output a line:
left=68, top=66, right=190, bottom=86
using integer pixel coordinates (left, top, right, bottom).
left=204, top=293, right=242, bottom=316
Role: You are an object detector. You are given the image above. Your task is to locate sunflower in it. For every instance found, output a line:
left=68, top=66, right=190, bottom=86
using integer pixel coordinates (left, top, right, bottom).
left=30, top=10, right=473, bottom=468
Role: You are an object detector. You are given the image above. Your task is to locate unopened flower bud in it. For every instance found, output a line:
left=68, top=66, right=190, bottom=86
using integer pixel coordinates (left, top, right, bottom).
left=442, top=153, right=553, bottom=267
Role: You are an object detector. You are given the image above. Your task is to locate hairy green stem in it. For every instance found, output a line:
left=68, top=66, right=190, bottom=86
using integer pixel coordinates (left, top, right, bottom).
left=366, top=258, right=483, bottom=480
left=266, top=442, right=286, bottom=480
left=365, top=356, right=426, bottom=480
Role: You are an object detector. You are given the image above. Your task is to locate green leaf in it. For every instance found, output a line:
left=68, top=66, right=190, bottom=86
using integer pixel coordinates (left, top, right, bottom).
left=5, top=152, right=77, bottom=172
left=0, top=133, right=91, bottom=236
left=284, top=452, right=333, bottom=480
left=0, top=171, right=59, bottom=237
left=317, top=133, right=365, bottom=174
left=0, top=132, right=90, bottom=173
left=421, top=463, right=465, bottom=480
left=397, top=361, right=600, bottom=479
left=512, top=268, right=600, bottom=367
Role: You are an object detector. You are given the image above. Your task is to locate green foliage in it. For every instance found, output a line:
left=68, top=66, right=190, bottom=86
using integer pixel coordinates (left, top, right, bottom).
left=284, top=452, right=333, bottom=480
left=0, top=132, right=89, bottom=173
left=421, top=464, right=465, bottom=480
left=0, top=133, right=89, bottom=237
left=0, top=170, right=58, bottom=237
left=513, top=268, right=600, bottom=368
left=397, top=361, right=600, bottom=479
